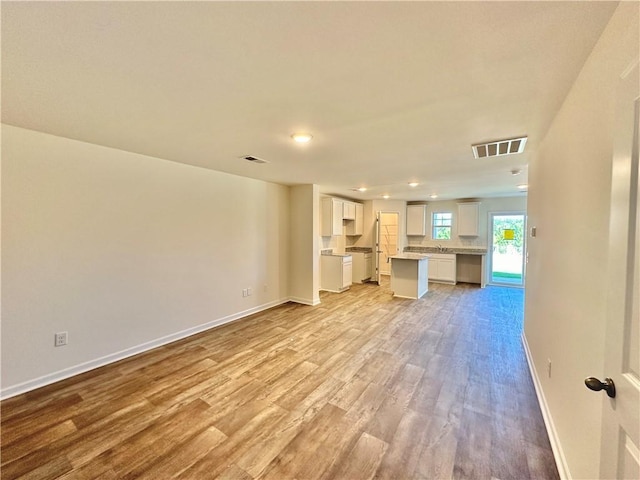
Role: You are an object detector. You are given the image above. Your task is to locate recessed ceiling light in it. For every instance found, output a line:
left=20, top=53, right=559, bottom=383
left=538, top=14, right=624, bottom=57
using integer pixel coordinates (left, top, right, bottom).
left=357, top=187, right=367, bottom=192
left=517, top=184, right=528, bottom=190
left=430, top=194, right=438, bottom=199
left=408, top=182, right=419, bottom=187
left=291, top=133, right=312, bottom=143
left=382, top=194, right=390, bottom=199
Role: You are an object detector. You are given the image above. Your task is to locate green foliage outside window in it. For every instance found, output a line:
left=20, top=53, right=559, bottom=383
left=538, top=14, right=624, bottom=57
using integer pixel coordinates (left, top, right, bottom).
left=493, top=216, right=524, bottom=254
left=432, top=212, right=452, bottom=240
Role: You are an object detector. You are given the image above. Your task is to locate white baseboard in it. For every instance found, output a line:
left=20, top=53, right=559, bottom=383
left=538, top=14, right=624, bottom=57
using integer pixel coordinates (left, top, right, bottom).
left=288, top=296, right=321, bottom=306
left=521, top=333, right=571, bottom=480
left=0, top=298, right=290, bottom=400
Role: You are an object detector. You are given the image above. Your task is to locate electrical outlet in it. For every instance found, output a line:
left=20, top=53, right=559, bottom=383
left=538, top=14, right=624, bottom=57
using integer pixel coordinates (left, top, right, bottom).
left=547, top=358, right=552, bottom=378
left=55, top=331, right=68, bottom=347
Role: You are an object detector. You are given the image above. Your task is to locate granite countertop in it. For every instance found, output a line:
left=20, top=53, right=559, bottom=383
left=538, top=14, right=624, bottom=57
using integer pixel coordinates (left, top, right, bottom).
left=389, top=253, right=429, bottom=260
left=404, top=246, right=488, bottom=255
left=321, top=249, right=352, bottom=257
left=346, top=247, right=373, bottom=253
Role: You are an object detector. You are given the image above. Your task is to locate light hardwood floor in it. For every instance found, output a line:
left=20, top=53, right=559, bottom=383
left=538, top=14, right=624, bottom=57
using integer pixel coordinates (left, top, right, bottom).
left=1, top=280, right=559, bottom=480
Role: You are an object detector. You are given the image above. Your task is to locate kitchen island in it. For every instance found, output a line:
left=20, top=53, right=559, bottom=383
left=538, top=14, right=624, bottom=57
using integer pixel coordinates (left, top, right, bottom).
left=404, top=246, right=488, bottom=287
left=389, top=253, right=429, bottom=299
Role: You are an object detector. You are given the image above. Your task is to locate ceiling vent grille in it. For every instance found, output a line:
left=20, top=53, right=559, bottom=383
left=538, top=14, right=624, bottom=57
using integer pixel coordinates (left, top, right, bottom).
left=242, top=155, right=269, bottom=164
left=472, top=136, right=527, bottom=159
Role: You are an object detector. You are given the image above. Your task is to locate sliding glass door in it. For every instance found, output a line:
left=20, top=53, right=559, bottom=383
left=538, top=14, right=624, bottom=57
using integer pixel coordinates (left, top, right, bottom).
left=489, top=213, right=526, bottom=287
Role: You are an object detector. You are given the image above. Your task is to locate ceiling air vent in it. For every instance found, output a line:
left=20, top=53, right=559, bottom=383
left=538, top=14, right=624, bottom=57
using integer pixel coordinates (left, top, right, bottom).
left=472, top=136, right=527, bottom=159
left=241, top=155, right=269, bottom=164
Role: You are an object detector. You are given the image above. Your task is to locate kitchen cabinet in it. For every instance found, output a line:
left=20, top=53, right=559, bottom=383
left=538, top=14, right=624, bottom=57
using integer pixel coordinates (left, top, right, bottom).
left=428, top=253, right=457, bottom=284
left=458, top=202, right=480, bottom=236
left=321, top=254, right=353, bottom=292
left=321, top=198, right=344, bottom=236
left=346, top=203, right=364, bottom=236
left=343, top=202, right=356, bottom=220
left=406, top=205, right=427, bottom=236
left=350, top=252, right=372, bottom=283
left=390, top=254, right=429, bottom=299
left=343, top=261, right=353, bottom=289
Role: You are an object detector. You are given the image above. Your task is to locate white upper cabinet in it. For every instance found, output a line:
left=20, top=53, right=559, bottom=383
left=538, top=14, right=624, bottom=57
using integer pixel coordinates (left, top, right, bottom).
left=457, top=202, right=480, bottom=236
left=406, top=205, right=427, bottom=236
left=321, top=197, right=344, bottom=236
left=346, top=203, right=364, bottom=236
left=343, top=202, right=356, bottom=220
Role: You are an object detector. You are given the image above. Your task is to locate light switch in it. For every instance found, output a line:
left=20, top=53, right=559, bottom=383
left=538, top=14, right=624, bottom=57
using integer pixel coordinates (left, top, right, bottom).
left=530, top=226, right=537, bottom=237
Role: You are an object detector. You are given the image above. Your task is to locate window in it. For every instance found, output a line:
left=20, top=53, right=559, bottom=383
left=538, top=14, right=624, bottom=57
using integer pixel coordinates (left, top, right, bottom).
left=432, top=212, right=452, bottom=239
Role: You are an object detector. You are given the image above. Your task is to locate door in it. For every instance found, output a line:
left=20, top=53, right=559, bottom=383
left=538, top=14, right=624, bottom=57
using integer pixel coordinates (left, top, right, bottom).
left=378, top=212, right=399, bottom=276
left=488, top=213, right=526, bottom=287
left=598, top=59, right=639, bottom=479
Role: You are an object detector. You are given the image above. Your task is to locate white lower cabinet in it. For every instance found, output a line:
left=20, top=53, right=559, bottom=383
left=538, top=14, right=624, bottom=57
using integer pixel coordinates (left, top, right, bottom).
left=350, top=252, right=372, bottom=283
left=428, top=253, right=457, bottom=284
left=321, top=255, right=353, bottom=292
left=342, top=261, right=353, bottom=288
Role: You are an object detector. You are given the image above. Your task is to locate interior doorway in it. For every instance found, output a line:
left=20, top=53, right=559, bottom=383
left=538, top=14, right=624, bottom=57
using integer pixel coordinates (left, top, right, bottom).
left=375, top=211, right=399, bottom=283
left=488, top=213, right=526, bottom=287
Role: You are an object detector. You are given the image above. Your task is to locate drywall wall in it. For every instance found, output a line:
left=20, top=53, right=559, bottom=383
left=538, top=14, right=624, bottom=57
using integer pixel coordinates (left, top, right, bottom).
left=290, top=185, right=320, bottom=305
left=524, top=3, right=639, bottom=479
left=358, top=199, right=407, bottom=252
left=406, top=196, right=527, bottom=248
left=1, top=125, right=291, bottom=396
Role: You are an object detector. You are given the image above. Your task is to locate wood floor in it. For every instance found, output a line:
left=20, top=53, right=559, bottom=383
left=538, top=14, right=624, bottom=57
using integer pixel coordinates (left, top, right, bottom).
left=1, top=280, right=559, bottom=480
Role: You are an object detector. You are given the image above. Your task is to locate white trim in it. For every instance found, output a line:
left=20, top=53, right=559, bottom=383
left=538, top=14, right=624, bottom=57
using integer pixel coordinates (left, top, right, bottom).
left=522, top=333, right=572, bottom=480
left=487, top=211, right=527, bottom=288
left=0, top=298, right=290, bottom=400
left=289, top=296, right=321, bottom=306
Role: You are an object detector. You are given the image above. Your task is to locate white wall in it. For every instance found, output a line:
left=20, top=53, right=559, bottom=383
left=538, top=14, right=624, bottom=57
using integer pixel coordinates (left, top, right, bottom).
left=524, top=3, right=639, bottom=479
left=1, top=125, right=291, bottom=396
left=358, top=199, right=407, bottom=253
left=290, top=185, right=320, bottom=305
left=406, top=196, right=527, bottom=248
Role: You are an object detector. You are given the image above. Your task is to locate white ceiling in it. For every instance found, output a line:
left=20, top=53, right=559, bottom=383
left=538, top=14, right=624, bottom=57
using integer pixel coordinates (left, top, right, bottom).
left=2, top=1, right=617, bottom=201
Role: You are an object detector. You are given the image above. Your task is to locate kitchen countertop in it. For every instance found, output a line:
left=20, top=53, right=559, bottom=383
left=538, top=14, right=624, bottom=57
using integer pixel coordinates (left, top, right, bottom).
left=321, top=249, right=352, bottom=258
left=346, top=247, right=373, bottom=253
left=389, top=253, right=429, bottom=261
left=404, top=246, right=487, bottom=255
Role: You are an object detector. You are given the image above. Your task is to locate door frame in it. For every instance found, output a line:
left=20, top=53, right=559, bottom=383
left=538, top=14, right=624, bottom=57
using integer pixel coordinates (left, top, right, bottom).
left=487, top=211, right=527, bottom=287
left=599, top=58, right=640, bottom=479
left=375, top=211, right=400, bottom=283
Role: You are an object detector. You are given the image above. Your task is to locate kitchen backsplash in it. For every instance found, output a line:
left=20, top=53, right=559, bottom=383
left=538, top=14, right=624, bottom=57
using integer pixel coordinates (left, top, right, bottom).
left=407, top=237, right=487, bottom=248
left=320, top=225, right=347, bottom=253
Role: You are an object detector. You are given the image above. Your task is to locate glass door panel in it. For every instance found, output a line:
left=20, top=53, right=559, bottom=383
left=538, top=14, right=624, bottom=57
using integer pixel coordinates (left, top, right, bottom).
left=489, top=213, right=525, bottom=287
